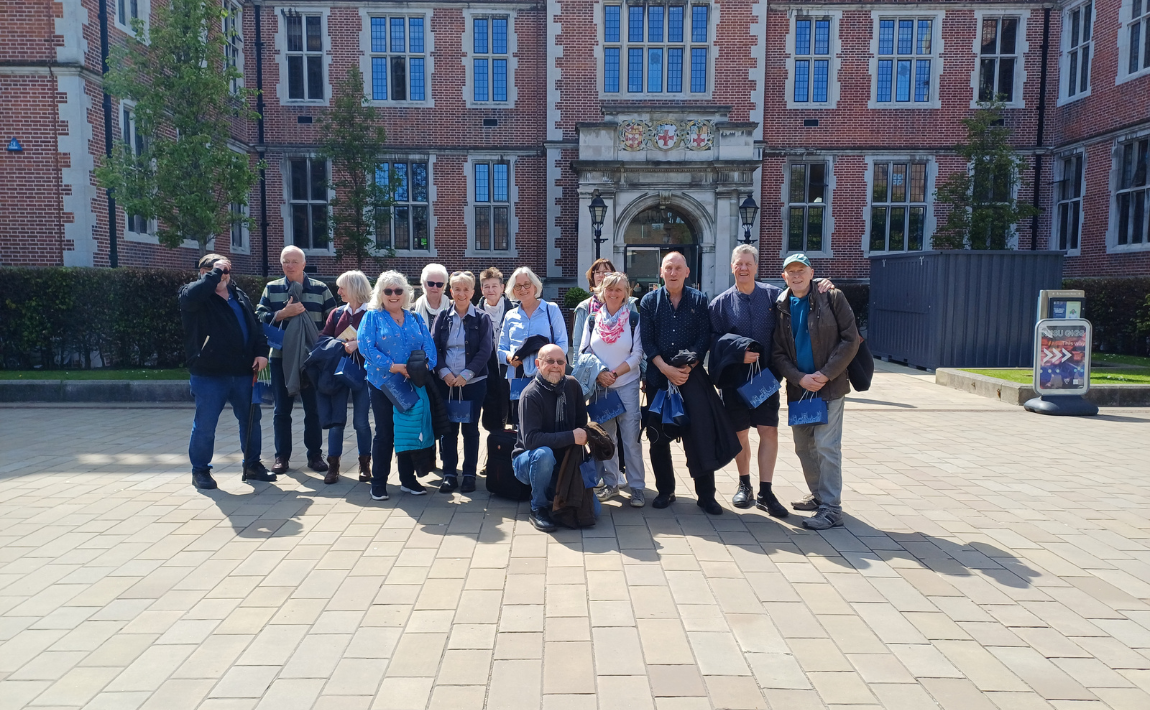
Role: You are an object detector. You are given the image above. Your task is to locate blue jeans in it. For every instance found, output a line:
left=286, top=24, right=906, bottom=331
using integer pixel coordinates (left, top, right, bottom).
left=435, top=378, right=487, bottom=478
left=189, top=374, right=261, bottom=473
left=270, top=358, right=321, bottom=460
left=513, top=447, right=556, bottom=513
left=328, top=385, right=371, bottom=457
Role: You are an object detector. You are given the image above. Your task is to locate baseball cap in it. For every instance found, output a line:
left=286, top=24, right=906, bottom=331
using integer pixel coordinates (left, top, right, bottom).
left=782, top=253, right=812, bottom=269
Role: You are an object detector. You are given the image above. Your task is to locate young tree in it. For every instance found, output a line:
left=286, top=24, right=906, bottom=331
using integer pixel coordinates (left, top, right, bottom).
left=318, top=66, right=393, bottom=267
left=933, top=100, right=1040, bottom=250
left=96, top=0, right=260, bottom=256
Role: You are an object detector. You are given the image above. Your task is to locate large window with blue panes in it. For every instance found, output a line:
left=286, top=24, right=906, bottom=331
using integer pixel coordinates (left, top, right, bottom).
left=602, top=3, right=709, bottom=94
left=369, top=16, right=426, bottom=102
left=474, top=162, right=510, bottom=252
left=793, top=16, right=831, bottom=103
left=473, top=17, right=509, bottom=103
left=875, top=17, right=935, bottom=104
left=375, top=161, right=430, bottom=251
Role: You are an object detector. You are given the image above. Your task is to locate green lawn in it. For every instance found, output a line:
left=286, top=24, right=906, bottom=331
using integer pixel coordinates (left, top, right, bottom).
left=962, top=368, right=1150, bottom=385
left=0, top=369, right=189, bottom=381
left=1093, top=353, right=1150, bottom=367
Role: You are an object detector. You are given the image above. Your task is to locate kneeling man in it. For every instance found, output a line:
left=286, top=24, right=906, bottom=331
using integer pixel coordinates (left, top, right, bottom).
left=512, top=344, right=589, bottom=532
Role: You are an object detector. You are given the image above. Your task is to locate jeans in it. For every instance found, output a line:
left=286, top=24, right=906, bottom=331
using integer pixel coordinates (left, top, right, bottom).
left=791, top=396, right=845, bottom=514
left=435, top=378, right=487, bottom=478
left=270, top=358, right=321, bottom=461
left=513, top=446, right=556, bottom=513
left=595, top=380, right=645, bottom=490
left=189, top=374, right=260, bottom=473
left=368, top=383, right=416, bottom=494
left=328, top=385, right=371, bottom=458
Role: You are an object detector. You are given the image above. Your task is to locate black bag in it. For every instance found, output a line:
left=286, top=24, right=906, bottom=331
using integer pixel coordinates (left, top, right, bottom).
left=482, top=430, right=531, bottom=501
left=847, top=337, right=874, bottom=392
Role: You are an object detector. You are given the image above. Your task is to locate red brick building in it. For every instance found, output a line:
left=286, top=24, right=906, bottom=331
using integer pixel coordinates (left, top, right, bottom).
left=2, top=0, right=1148, bottom=293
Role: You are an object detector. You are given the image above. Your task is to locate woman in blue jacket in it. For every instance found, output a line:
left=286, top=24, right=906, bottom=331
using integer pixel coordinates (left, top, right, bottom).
left=358, top=271, right=437, bottom=500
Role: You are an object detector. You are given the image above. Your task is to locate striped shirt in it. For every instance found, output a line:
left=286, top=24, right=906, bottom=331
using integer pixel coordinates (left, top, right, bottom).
left=256, top=276, right=336, bottom=358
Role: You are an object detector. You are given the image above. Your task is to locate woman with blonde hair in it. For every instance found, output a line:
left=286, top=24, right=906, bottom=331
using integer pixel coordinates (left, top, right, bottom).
left=358, top=271, right=438, bottom=500
left=497, top=267, right=568, bottom=424
left=318, top=270, right=374, bottom=484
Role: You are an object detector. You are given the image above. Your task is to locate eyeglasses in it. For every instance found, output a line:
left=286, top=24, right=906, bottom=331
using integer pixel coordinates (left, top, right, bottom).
left=539, top=358, right=566, bottom=367
left=382, top=288, right=403, bottom=296
left=425, top=281, right=445, bottom=289
left=513, top=282, right=533, bottom=291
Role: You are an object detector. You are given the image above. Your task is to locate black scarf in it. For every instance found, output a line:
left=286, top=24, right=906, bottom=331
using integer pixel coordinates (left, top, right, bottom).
left=533, top=372, right=568, bottom=429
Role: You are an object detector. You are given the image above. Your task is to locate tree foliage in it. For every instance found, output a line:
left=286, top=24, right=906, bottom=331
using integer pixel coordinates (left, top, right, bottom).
left=932, top=100, right=1039, bottom=250
left=317, top=66, right=393, bottom=267
left=95, top=0, right=261, bottom=255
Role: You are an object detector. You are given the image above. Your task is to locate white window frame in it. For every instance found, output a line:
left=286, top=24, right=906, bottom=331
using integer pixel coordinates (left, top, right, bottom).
left=780, top=157, right=835, bottom=258
left=1118, top=0, right=1150, bottom=84
left=283, top=155, right=332, bottom=256
left=597, top=1, right=717, bottom=100
left=1108, top=130, right=1150, bottom=253
left=275, top=7, right=331, bottom=106
left=361, top=13, right=430, bottom=106
left=869, top=10, right=944, bottom=110
left=463, top=10, right=519, bottom=108
left=465, top=155, right=519, bottom=258
left=971, top=11, right=1029, bottom=109
left=863, top=156, right=936, bottom=255
left=785, top=11, right=842, bottom=110
left=223, top=0, right=244, bottom=95
left=1052, top=150, right=1085, bottom=255
left=1058, top=1, right=1094, bottom=105
left=119, top=101, right=157, bottom=244
left=373, top=156, right=435, bottom=257
left=114, top=0, right=149, bottom=36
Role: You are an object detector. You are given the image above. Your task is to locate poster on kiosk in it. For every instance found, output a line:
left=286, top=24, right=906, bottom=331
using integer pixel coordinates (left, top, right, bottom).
left=1033, top=319, right=1091, bottom=396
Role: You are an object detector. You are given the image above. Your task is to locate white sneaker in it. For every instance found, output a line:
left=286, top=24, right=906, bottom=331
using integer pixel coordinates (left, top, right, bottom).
left=401, top=485, right=427, bottom=496
left=596, top=485, right=620, bottom=502
left=630, top=489, right=646, bottom=508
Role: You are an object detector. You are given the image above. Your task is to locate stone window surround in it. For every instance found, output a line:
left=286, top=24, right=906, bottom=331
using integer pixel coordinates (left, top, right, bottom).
left=779, top=154, right=836, bottom=259
left=594, top=0, right=719, bottom=101
left=358, top=10, right=434, bottom=107
left=784, top=9, right=843, bottom=110
left=868, top=9, right=945, bottom=110
left=462, top=7, right=520, bottom=109
left=1057, top=0, right=1094, bottom=106
left=969, top=8, right=1030, bottom=109
left=275, top=6, right=332, bottom=107
left=230, top=200, right=251, bottom=255
left=224, top=0, right=245, bottom=94
left=280, top=154, right=333, bottom=257
left=372, top=154, right=438, bottom=258
left=464, top=154, right=519, bottom=259
left=1117, top=0, right=1150, bottom=85
left=1052, top=147, right=1085, bottom=255
left=862, top=154, right=938, bottom=256
left=1107, top=126, right=1150, bottom=253
left=113, top=0, right=150, bottom=37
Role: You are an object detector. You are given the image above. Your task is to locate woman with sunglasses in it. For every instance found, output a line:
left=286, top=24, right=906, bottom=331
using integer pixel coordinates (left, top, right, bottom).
left=358, top=271, right=438, bottom=500
left=412, top=263, right=450, bottom=330
left=431, top=271, right=493, bottom=494
left=498, top=267, right=568, bottom=426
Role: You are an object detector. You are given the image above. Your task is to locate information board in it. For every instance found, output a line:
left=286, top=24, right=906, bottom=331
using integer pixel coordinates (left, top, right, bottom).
left=1033, top=319, right=1091, bottom=396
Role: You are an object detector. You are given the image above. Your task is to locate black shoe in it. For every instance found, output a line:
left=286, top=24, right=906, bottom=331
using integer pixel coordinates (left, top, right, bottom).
left=732, top=481, right=754, bottom=509
left=460, top=476, right=476, bottom=493
left=307, top=454, right=329, bottom=473
left=192, top=470, right=217, bottom=490
left=756, top=490, right=790, bottom=518
left=530, top=508, right=557, bottom=532
left=242, top=460, right=277, bottom=483
left=697, top=498, right=723, bottom=515
left=652, top=492, right=676, bottom=509
left=440, top=475, right=458, bottom=494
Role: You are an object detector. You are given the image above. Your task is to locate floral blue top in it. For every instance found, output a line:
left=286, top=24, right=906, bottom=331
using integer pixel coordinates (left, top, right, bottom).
left=358, top=308, right=438, bottom=390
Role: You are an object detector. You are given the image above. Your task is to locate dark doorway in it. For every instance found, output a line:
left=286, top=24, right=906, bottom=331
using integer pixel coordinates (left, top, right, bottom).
left=623, top=206, right=701, bottom=295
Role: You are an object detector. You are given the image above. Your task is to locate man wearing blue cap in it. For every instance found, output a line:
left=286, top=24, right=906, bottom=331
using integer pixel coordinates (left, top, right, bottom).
left=772, top=253, right=861, bottom=530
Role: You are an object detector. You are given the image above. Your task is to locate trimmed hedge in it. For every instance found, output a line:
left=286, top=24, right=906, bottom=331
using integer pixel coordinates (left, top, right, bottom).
left=1064, top=277, right=1150, bottom=356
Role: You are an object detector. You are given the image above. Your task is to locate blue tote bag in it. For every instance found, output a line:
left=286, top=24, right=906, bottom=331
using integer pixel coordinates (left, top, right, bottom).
left=788, top=390, right=828, bottom=427
left=251, top=368, right=273, bottom=405
left=382, top=372, right=420, bottom=413
left=648, top=389, right=668, bottom=416
left=446, top=386, right=473, bottom=423
left=737, top=361, right=781, bottom=409
left=334, top=355, right=366, bottom=391
left=661, top=383, right=690, bottom=427
left=262, top=322, right=285, bottom=350
left=586, top=387, right=626, bottom=424
left=509, top=377, right=532, bottom=400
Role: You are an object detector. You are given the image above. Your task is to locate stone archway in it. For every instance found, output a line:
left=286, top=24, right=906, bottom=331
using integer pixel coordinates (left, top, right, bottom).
left=619, top=205, right=703, bottom=293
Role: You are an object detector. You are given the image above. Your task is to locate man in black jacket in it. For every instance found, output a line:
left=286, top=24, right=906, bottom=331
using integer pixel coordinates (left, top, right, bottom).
left=179, top=254, right=275, bottom=489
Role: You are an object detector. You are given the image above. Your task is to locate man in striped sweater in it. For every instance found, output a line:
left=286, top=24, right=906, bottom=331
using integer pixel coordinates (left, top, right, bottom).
left=256, top=246, right=337, bottom=475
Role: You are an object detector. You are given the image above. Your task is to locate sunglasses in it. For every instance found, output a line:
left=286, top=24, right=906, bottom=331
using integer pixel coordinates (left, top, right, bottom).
left=425, top=281, right=445, bottom=289
left=218, top=268, right=230, bottom=275
left=382, top=288, right=404, bottom=296
left=539, top=357, right=566, bottom=367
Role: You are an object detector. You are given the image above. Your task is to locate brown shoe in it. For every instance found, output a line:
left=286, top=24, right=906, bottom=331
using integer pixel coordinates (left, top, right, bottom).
left=358, top=455, right=371, bottom=483
left=324, top=456, right=340, bottom=485
left=308, top=454, right=329, bottom=473
left=272, top=456, right=290, bottom=475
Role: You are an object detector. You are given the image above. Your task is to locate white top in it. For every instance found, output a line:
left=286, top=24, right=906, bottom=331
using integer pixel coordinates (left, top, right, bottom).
left=412, top=294, right=449, bottom=330
left=481, top=298, right=508, bottom=346
left=579, top=304, right=642, bottom=389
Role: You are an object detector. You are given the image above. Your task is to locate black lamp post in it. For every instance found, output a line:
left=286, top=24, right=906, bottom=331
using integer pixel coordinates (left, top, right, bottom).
left=738, top=195, right=759, bottom=245
left=589, top=190, right=608, bottom=259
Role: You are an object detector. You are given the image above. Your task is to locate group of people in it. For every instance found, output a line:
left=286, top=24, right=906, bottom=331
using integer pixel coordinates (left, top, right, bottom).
left=178, top=242, right=860, bottom=533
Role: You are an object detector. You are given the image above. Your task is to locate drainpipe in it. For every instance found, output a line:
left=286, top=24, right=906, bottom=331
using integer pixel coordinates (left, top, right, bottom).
left=98, top=0, right=118, bottom=266
left=1031, top=7, right=1051, bottom=251
left=254, top=1, right=269, bottom=277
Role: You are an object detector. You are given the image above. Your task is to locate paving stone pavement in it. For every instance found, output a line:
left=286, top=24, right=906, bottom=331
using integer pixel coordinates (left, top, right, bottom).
left=1, top=364, right=1148, bottom=709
